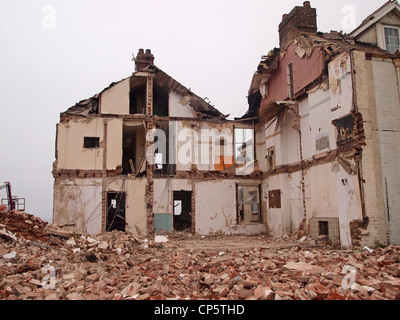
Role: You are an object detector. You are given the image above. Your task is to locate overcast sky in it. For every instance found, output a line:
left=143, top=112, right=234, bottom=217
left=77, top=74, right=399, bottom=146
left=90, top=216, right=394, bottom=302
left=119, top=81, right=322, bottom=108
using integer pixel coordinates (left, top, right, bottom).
left=0, top=0, right=387, bottom=222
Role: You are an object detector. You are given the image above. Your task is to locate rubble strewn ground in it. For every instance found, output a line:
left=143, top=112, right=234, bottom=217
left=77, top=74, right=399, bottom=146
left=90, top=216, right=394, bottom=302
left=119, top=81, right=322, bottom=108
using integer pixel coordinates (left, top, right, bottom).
left=0, top=211, right=399, bottom=300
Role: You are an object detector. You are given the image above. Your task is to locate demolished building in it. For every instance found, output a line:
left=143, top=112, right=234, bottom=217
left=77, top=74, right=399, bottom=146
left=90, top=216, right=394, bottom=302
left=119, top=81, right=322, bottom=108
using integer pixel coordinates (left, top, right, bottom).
left=52, top=49, right=264, bottom=238
left=53, top=1, right=400, bottom=249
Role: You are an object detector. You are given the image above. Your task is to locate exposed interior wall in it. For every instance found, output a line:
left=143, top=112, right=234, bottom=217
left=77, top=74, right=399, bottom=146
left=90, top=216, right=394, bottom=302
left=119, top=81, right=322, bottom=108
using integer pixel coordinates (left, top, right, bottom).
left=264, top=172, right=303, bottom=237
left=280, top=111, right=301, bottom=164
left=100, top=78, right=130, bottom=115
left=195, top=180, right=237, bottom=235
left=299, top=86, right=336, bottom=160
left=105, top=178, right=147, bottom=236
left=53, top=178, right=102, bottom=235
left=328, top=52, right=354, bottom=120
left=353, top=50, right=387, bottom=247
left=255, top=123, right=267, bottom=172
left=304, top=163, right=339, bottom=220
left=335, top=164, right=363, bottom=248
left=175, top=121, right=234, bottom=172
left=169, top=91, right=196, bottom=118
left=372, top=58, right=400, bottom=245
left=106, top=118, right=123, bottom=170
left=56, top=118, right=104, bottom=170
left=122, top=122, right=146, bottom=175
left=263, top=43, right=324, bottom=103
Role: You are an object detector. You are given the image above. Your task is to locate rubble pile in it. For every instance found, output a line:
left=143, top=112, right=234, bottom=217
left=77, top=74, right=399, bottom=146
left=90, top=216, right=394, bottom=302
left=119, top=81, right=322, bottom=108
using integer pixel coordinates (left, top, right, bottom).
left=0, top=211, right=49, bottom=242
left=0, top=212, right=399, bottom=300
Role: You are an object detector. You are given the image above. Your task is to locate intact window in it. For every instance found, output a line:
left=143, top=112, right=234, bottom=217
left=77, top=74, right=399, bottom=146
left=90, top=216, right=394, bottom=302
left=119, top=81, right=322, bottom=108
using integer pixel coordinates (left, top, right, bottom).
left=83, top=137, right=100, bottom=149
left=384, top=26, right=400, bottom=52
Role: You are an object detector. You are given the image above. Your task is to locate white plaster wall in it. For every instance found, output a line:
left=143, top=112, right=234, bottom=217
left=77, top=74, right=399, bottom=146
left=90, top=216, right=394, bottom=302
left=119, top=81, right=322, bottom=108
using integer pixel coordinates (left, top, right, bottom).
left=53, top=178, right=102, bottom=235
left=172, top=179, right=192, bottom=191
left=299, top=88, right=336, bottom=160
left=195, top=180, right=237, bottom=235
left=304, top=163, right=339, bottom=219
left=100, top=78, right=130, bottom=115
left=329, top=52, right=354, bottom=120
left=265, top=172, right=303, bottom=237
left=265, top=174, right=284, bottom=236
left=336, top=165, right=363, bottom=248
left=303, top=88, right=336, bottom=159
left=106, top=118, right=123, bottom=170
left=288, top=171, right=304, bottom=233
left=280, top=112, right=301, bottom=165
left=169, top=91, right=196, bottom=118
left=57, top=118, right=104, bottom=170
left=372, top=59, right=400, bottom=245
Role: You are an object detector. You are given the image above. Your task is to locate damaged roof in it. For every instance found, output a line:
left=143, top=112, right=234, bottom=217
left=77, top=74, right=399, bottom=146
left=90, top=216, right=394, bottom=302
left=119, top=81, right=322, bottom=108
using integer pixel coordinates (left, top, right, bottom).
left=240, top=30, right=399, bottom=121
left=62, top=66, right=227, bottom=119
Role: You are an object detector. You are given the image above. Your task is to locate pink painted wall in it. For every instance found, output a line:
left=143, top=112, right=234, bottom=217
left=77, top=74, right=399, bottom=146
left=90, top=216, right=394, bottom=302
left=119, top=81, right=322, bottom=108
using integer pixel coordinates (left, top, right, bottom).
left=262, top=42, right=325, bottom=107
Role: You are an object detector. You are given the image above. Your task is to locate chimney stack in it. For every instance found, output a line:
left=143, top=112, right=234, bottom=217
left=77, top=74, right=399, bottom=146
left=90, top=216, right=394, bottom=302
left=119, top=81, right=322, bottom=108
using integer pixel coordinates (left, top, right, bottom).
left=135, top=48, right=155, bottom=72
left=278, top=1, right=317, bottom=49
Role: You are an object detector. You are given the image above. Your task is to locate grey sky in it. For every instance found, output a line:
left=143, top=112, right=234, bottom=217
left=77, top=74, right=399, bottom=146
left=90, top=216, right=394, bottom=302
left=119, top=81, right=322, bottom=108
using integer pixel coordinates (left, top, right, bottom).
left=0, top=0, right=387, bottom=222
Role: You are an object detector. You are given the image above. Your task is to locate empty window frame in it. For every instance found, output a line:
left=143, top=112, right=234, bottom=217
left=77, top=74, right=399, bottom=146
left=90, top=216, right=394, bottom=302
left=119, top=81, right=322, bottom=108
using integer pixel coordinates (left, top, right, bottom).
left=83, top=137, right=100, bottom=149
left=234, top=128, right=255, bottom=162
left=237, top=185, right=261, bottom=224
left=384, top=26, right=400, bottom=53
left=122, top=123, right=146, bottom=175
left=287, top=62, right=294, bottom=98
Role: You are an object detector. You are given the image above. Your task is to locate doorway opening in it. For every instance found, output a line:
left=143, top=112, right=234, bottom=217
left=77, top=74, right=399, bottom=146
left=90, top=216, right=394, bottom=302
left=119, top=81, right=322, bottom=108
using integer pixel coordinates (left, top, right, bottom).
left=106, top=192, right=126, bottom=232
left=173, top=191, right=192, bottom=232
left=122, top=123, right=146, bottom=176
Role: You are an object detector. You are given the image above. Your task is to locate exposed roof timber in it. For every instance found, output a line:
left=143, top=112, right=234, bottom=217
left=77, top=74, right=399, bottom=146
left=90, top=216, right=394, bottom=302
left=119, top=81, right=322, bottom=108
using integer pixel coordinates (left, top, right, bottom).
left=350, top=0, right=400, bottom=37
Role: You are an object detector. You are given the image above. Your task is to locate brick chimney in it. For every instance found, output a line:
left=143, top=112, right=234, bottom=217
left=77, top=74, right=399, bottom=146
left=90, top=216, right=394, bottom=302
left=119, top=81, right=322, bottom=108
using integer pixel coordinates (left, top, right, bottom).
left=279, top=1, right=317, bottom=49
left=135, top=48, right=155, bottom=72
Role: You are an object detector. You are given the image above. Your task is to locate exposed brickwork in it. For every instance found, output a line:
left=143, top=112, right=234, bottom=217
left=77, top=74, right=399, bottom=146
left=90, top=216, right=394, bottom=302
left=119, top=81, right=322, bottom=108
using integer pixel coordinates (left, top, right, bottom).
left=279, top=2, right=317, bottom=49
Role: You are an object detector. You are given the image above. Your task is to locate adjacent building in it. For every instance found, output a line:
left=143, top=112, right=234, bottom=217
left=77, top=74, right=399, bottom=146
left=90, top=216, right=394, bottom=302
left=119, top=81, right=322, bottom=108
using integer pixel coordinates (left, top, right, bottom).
left=243, top=0, right=400, bottom=247
left=53, top=1, right=400, bottom=248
